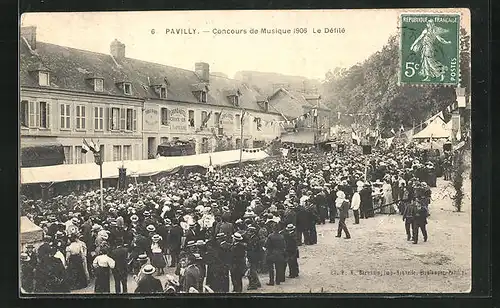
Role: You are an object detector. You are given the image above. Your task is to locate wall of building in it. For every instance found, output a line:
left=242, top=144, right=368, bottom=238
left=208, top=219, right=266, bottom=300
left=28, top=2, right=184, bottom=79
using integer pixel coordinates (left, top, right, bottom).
left=20, top=88, right=144, bottom=163
left=142, top=100, right=283, bottom=157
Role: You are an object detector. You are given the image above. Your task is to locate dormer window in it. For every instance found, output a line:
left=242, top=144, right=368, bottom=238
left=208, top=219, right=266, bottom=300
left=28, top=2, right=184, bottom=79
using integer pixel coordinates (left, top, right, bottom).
left=39, top=71, right=49, bottom=86
left=200, top=91, right=207, bottom=103
left=94, top=78, right=104, bottom=92
left=160, top=86, right=167, bottom=99
left=232, top=95, right=239, bottom=107
left=123, top=83, right=132, bottom=95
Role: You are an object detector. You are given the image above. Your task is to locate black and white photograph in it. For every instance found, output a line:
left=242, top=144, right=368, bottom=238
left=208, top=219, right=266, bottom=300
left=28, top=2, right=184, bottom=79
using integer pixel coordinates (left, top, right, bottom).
left=19, top=9, right=472, bottom=295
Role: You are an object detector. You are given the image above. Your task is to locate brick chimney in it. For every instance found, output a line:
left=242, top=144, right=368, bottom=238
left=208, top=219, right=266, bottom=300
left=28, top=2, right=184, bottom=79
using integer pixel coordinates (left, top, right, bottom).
left=21, top=26, right=37, bottom=50
left=110, top=39, right=125, bottom=60
left=195, top=62, right=210, bottom=83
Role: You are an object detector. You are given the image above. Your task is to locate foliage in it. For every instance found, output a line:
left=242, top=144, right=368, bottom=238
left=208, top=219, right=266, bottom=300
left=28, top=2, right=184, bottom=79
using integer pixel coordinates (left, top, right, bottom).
left=322, top=29, right=471, bottom=136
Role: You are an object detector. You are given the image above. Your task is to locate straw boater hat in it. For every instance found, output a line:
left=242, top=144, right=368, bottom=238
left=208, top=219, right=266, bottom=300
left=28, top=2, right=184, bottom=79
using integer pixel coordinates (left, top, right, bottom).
left=146, top=225, right=156, bottom=232
left=137, top=254, right=148, bottom=262
left=130, top=214, right=139, bottom=223
left=232, top=232, right=243, bottom=241
left=142, top=264, right=155, bottom=275
left=151, top=234, right=161, bottom=242
left=285, top=224, right=296, bottom=232
left=215, top=232, right=225, bottom=240
left=20, top=252, right=30, bottom=262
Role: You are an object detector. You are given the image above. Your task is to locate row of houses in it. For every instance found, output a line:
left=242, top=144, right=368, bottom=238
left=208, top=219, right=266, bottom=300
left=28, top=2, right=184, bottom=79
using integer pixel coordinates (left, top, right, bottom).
left=20, top=26, right=331, bottom=165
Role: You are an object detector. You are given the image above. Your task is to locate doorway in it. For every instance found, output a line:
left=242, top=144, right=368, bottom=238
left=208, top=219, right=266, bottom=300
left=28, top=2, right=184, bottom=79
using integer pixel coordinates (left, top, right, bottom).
left=147, top=137, right=156, bottom=159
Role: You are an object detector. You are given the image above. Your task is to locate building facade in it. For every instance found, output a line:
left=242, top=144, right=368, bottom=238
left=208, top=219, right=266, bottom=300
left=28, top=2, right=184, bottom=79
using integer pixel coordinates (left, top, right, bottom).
left=20, top=26, right=284, bottom=165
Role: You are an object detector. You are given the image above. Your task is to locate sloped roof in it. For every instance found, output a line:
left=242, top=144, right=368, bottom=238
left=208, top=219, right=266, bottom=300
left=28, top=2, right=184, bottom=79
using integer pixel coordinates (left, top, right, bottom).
left=207, top=75, right=264, bottom=111
left=267, top=88, right=309, bottom=119
left=268, top=88, right=330, bottom=119
left=20, top=40, right=272, bottom=113
left=413, top=117, right=450, bottom=139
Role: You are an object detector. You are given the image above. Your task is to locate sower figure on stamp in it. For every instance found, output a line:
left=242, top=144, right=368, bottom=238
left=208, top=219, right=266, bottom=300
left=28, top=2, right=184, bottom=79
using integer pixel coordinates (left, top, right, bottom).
left=410, top=19, right=452, bottom=82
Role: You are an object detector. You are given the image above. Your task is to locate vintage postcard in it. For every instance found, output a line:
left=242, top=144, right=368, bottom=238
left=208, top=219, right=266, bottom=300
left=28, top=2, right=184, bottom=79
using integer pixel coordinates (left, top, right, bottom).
left=19, top=9, right=471, bottom=295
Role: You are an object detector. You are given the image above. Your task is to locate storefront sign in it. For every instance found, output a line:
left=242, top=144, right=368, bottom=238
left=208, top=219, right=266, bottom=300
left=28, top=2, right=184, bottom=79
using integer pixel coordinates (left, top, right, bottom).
left=143, top=107, right=159, bottom=131
left=170, top=108, right=188, bottom=131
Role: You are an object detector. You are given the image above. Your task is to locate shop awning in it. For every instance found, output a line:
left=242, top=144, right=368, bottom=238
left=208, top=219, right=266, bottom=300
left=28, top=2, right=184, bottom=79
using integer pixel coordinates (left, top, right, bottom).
left=21, top=149, right=269, bottom=184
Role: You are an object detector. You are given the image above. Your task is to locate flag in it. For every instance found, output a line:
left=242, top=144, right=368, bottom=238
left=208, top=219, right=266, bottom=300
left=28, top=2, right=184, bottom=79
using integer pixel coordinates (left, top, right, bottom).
left=313, top=108, right=318, bottom=118
left=391, top=128, right=396, bottom=135
left=82, top=139, right=91, bottom=154
left=89, top=139, right=98, bottom=153
left=337, top=112, right=341, bottom=119
left=83, top=139, right=96, bottom=154
left=201, top=111, right=212, bottom=128
left=400, top=124, right=404, bottom=133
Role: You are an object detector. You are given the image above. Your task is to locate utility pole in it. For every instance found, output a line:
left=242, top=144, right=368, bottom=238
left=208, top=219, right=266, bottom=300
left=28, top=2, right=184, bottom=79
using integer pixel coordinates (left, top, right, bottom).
left=239, top=109, right=245, bottom=165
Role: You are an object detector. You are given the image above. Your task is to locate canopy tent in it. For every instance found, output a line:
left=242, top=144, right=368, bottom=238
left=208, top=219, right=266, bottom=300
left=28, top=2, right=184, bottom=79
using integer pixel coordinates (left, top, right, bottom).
left=20, top=216, right=43, bottom=245
left=21, top=143, right=65, bottom=167
left=412, top=117, right=451, bottom=139
left=21, top=149, right=269, bottom=184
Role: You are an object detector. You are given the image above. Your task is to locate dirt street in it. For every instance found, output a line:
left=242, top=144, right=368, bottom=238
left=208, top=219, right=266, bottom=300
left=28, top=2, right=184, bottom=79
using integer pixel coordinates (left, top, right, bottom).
left=74, top=177, right=471, bottom=294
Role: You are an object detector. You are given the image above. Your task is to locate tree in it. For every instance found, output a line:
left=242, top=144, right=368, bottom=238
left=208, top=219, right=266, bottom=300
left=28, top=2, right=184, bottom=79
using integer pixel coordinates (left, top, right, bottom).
left=322, top=34, right=461, bottom=134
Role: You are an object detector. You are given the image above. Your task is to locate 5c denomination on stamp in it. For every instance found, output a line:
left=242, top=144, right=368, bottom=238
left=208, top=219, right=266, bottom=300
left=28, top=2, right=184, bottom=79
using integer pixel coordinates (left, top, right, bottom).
left=399, top=13, right=460, bottom=86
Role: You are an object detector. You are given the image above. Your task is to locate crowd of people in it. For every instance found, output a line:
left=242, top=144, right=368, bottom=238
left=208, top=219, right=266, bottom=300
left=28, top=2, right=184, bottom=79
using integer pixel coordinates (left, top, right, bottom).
left=20, top=144, right=437, bottom=294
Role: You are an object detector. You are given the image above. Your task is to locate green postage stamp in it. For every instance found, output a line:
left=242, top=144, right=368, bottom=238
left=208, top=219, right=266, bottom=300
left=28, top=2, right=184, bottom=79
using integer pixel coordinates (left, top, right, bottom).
left=399, top=13, right=460, bottom=86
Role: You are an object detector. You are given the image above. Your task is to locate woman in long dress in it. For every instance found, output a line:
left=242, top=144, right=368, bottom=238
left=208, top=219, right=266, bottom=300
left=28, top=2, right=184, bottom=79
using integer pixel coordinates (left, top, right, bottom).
left=65, top=234, right=89, bottom=290
left=150, top=234, right=167, bottom=275
left=382, top=180, right=395, bottom=214
left=92, top=245, right=115, bottom=293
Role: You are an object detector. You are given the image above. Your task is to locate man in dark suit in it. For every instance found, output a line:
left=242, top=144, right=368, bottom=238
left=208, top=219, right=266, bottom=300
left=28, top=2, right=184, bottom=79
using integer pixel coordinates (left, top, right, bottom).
left=167, top=220, right=183, bottom=267
left=245, top=226, right=262, bottom=290
left=265, top=223, right=286, bottom=286
left=110, top=239, right=129, bottom=293
left=230, top=232, right=247, bottom=293
left=182, top=254, right=201, bottom=292
left=335, top=191, right=351, bottom=239
left=283, top=224, right=299, bottom=278
left=134, top=264, right=163, bottom=293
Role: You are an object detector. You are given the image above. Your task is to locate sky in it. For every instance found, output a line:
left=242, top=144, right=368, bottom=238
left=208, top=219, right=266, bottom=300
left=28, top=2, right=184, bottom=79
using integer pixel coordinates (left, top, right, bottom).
left=20, top=9, right=470, bottom=81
